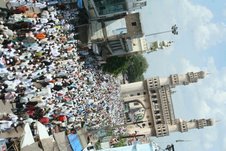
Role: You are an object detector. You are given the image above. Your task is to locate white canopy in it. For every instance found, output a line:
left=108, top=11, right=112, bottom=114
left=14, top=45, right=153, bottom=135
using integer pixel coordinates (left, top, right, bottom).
left=20, top=123, right=35, bottom=149
left=36, top=121, right=50, bottom=140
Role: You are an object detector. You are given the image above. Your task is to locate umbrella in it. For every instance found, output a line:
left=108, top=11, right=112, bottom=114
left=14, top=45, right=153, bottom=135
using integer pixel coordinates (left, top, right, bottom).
left=36, top=33, right=46, bottom=40
left=39, top=117, right=50, bottom=124
left=58, top=115, right=67, bottom=122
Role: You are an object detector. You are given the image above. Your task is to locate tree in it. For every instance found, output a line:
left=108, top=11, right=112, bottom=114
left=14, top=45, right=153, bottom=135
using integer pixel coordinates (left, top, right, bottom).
left=102, top=54, right=148, bottom=81
left=113, top=138, right=127, bottom=147
left=102, top=56, right=130, bottom=76
left=126, top=54, right=148, bottom=82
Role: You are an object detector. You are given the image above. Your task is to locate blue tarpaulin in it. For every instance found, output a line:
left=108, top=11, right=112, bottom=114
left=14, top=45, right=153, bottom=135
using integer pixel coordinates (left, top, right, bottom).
left=77, top=0, right=83, bottom=8
left=68, top=134, right=83, bottom=151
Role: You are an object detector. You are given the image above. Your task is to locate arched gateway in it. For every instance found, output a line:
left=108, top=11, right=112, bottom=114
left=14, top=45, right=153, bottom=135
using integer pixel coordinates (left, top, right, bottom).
left=120, top=71, right=215, bottom=137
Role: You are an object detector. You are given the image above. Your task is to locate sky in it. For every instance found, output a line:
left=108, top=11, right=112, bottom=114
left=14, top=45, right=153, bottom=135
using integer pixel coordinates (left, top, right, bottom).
left=139, top=0, right=226, bottom=150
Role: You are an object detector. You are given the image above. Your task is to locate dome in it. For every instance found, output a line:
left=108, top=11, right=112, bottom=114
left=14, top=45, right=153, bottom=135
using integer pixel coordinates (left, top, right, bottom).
left=198, top=71, right=205, bottom=79
left=207, top=118, right=215, bottom=126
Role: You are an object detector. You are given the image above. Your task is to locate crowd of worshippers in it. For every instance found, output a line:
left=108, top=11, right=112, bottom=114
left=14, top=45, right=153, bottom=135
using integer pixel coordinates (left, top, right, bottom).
left=0, top=3, right=124, bottom=134
left=8, top=0, right=47, bottom=9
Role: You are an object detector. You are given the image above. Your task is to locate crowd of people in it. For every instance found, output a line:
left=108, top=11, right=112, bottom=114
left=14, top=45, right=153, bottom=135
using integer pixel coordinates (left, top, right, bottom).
left=8, top=0, right=47, bottom=8
left=0, top=2, right=125, bottom=135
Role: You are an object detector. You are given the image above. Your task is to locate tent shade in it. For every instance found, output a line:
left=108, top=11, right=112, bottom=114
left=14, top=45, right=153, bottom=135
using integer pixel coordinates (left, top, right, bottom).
left=21, top=142, right=42, bottom=151
left=36, top=121, right=49, bottom=140
left=54, top=132, right=72, bottom=151
left=20, top=123, right=35, bottom=149
left=41, top=138, right=58, bottom=151
left=77, top=0, right=83, bottom=8
left=68, top=134, right=83, bottom=151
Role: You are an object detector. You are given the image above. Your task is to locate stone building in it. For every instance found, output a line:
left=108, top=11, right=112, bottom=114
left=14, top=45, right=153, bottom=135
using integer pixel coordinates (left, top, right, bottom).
left=82, top=0, right=147, bottom=58
left=122, top=37, right=148, bottom=56
left=121, top=39, right=174, bottom=56
left=83, top=0, right=147, bottom=19
left=120, top=71, right=215, bottom=137
left=91, top=12, right=144, bottom=57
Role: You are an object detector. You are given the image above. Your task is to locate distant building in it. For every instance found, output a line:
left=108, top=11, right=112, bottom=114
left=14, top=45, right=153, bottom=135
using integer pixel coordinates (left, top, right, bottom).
left=82, top=0, right=147, bottom=58
left=91, top=12, right=144, bottom=58
left=120, top=71, right=215, bottom=137
left=83, top=0, right=147, bottom=19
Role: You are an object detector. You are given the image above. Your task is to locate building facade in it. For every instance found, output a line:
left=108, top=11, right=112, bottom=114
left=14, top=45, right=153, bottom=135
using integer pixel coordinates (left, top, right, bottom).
left=91, top=13, right=144, bottom=57
left=120, top=71, right=215, bottom=137
left=119, top=39, right=174, bottom=56
left=83, top=0, right=147, bottom=19
left=106, top=36, right=149, bottom=57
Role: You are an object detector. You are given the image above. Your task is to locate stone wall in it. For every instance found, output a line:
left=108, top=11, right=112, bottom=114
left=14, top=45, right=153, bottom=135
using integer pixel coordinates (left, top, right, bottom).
left=125, top=13, right=143, bottom=38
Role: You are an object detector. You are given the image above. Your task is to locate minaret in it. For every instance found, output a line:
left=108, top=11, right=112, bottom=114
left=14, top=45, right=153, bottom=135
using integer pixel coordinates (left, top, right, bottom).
left=123, top=71, right=206, bottom=95
left=167, top=118, right=215, bottom=133
left=147, top=40, right=173, bottom=53
left=158, top=71, right=206, bottom=88
left=126, top=118, right=215, bottom=137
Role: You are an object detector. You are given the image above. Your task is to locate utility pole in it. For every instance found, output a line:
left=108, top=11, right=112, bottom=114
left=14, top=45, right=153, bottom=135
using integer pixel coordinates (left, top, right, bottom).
left=175, top=139, right=191, bottom=143
left=145, top=24, right=178, bottom=37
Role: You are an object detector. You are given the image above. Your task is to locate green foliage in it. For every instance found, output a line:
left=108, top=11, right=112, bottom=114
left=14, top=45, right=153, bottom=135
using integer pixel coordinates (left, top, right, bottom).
left=102, top=54, right=148, bottom=82
left=126, top=54, right=148, bottom=82
left=113, top=138, right=127, bottom=147
left=95, top=140, right=101, bottom=150
left=106, top=130, right=113, bottom=136
left=102, top=56, right=130, bottom=76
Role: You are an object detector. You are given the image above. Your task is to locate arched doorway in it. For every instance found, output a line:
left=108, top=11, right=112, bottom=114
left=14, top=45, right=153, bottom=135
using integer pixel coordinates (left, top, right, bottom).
left=124, top=100, right=145, bottom=123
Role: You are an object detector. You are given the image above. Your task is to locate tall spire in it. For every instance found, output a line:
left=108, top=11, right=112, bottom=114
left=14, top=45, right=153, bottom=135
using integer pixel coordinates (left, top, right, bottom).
left=159, top=71, right=207, bottom=88
left=168, top=118, right=215, bottom=133
left=147, top=40, right=173, bottom=53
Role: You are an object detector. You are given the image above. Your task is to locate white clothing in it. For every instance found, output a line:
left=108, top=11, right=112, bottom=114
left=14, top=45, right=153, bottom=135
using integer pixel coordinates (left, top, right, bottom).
left=40, top=18, right=48, bottom=24
left=0, top=121, right=13, bottom=131
left=8, top=114, right=18, bottom=123
left=50, top=47, right=60, bottom=57
left=37, top=87, right=52, bottom=98
left=23, top=118, right=34, bottom=124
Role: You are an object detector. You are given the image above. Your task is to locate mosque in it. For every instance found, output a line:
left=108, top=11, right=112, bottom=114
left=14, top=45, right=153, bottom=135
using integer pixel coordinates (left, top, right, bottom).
left=120, top=71, right=215, bottom=137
